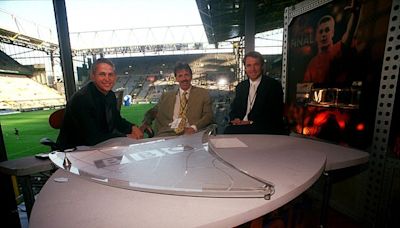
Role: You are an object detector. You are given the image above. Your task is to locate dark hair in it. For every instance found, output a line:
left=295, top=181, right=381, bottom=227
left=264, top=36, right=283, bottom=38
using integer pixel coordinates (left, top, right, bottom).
left=90, top=58, right=116, bottom=76
left=174, top=62, right=192, bottom=76
left=243, top=51, right=264, bottom=66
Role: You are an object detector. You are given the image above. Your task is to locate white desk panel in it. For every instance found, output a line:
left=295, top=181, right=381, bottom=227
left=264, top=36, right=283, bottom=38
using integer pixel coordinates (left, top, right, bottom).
left=30, top=133, right=368, bottom=228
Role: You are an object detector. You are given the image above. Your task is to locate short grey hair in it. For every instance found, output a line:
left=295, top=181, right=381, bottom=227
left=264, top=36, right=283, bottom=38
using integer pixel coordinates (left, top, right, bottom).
left=90, top=58, right=116, bottom=76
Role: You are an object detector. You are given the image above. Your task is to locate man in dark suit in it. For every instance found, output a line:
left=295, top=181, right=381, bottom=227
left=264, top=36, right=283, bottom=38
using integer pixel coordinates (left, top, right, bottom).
left=224, top=51, right=286, bottom=135
left=140, top=62, right=213, bottom=137
left=57, top=58, right=143, bottom=150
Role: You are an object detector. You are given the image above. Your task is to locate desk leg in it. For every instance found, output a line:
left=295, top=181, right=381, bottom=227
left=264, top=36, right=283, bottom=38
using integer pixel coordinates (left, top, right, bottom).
left=320, top=171, right=332, bottom=228
left=19, top=175, right=35, bottom=219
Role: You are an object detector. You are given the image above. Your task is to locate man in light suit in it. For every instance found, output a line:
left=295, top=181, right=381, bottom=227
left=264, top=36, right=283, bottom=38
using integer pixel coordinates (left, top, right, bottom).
left=224, top=51, right=286, bottom=135
left=140, top=62, right=214, bottom=137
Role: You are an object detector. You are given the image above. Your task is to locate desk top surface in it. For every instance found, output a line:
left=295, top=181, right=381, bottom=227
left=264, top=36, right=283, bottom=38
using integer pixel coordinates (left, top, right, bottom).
left=29, top=134, right=368, bottom=228
left=210, top=134, right=369, bottom=171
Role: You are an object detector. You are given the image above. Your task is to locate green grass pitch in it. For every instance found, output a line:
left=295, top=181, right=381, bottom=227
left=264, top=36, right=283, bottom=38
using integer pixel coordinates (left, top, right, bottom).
left=0, top=104, right=155, bottom=160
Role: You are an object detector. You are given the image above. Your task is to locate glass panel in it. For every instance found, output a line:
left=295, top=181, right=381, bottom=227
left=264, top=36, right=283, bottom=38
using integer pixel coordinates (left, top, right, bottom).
left=49, top=129, right=274, bottom=198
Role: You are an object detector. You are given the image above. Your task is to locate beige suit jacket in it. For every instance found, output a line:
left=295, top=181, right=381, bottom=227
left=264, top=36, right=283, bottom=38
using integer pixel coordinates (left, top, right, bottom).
left=143, top=86, right=214, bottom=137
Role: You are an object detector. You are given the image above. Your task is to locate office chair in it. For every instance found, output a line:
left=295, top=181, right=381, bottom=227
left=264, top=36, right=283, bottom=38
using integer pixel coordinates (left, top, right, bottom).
left=39, top=108, right=65, bottom=151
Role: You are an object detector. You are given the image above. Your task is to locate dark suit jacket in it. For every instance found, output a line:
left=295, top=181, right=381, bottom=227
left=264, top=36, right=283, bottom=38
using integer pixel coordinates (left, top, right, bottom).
left=143, top=86, right=214, bottom=137
left=57, top=82, right=133, bottom=149
left=225, top=75, right=285, bottom=134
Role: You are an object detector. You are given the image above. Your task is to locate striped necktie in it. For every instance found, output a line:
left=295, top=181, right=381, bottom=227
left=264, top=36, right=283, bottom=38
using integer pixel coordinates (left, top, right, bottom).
left=175, top=91, right=188, bottom=134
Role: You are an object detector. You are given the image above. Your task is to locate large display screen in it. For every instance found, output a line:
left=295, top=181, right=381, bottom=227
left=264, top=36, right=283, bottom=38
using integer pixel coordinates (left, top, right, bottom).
left=284, top=0, right=392, bottom=149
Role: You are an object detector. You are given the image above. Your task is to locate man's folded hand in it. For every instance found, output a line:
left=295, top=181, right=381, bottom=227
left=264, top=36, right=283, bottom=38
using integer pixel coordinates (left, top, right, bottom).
left=127, top=125, right=144, bottom=139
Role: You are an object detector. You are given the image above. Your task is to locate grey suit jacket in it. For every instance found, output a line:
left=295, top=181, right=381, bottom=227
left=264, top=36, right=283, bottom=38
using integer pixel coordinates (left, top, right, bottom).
left=143, top=86, right=214, bottom=137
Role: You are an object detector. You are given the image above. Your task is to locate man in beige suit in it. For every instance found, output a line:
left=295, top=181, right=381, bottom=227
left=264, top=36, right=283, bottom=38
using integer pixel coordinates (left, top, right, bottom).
left=140, top=62, right=213, bottom=137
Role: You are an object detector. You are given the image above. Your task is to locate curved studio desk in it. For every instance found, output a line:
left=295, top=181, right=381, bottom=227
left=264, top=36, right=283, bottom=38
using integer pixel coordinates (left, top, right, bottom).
left=29, top=133, right=368, bottom=228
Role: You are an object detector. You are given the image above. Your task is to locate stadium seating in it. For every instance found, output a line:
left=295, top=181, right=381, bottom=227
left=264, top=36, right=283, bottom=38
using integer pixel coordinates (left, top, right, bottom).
left=0, top=74, right=65, bottom=111
left=111, top=53, right=236, bottom=105
left=1, top=49, right=65, bottom=111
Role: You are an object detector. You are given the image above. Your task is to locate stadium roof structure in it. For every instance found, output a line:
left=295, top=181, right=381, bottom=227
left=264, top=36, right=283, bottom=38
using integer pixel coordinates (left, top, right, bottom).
left=196, top=0, right=304, bottom=44
left=0, top=28, right=58, bottom=54
left=0, top=50, right=33, bottom=76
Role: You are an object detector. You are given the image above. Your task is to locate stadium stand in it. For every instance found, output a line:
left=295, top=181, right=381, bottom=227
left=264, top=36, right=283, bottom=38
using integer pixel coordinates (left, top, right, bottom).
left=110, top=53, right=236, bottom=104
left=0, top=50, right=65, bottom=111
left=0, top=75, right=65, bottom=111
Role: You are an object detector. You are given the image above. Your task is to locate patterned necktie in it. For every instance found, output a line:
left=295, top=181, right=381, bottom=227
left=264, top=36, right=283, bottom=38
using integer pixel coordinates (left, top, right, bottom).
left=175, top=91, right=188, bottom=134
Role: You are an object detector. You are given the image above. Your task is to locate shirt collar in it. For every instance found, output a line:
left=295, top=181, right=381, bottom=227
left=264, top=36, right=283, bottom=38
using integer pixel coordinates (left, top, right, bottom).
left=179, top=87, right=191, bottom=96
left=249, top=76, right=262, bottom=87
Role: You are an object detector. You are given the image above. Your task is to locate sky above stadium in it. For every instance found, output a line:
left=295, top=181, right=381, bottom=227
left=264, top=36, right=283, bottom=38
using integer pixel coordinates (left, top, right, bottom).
left=0, top=0, right=202, bottom=32
left=0, top=0, right=283, bottom=53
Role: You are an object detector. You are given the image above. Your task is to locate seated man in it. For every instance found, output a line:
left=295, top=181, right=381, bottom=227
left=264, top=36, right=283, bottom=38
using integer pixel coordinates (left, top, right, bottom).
left=224, top=51, right=286, bottom=135
left=141, top=62, right=214, bottom=137
left=57, top=58, right=143, bottom=150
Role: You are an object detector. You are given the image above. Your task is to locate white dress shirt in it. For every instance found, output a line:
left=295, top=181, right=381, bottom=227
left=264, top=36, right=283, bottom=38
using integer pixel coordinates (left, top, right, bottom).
left=172, top=87, right=197, bottom=131
left=243, top=76, right=261, bottom=121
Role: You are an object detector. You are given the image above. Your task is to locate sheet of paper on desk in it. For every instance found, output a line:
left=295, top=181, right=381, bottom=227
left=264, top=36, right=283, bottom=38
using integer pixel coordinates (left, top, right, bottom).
left=209, top=138, right=248, bottom=148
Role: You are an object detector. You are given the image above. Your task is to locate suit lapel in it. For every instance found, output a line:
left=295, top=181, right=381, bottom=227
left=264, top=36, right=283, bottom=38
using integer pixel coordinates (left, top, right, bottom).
left=243, top=80, right=250, bottom=109
left=165, top=91, right=176, bottom=118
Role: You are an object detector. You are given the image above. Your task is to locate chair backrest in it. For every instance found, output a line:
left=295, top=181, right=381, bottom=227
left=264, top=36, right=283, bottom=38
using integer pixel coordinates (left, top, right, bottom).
left=48, top=108, right=65, bottom=129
